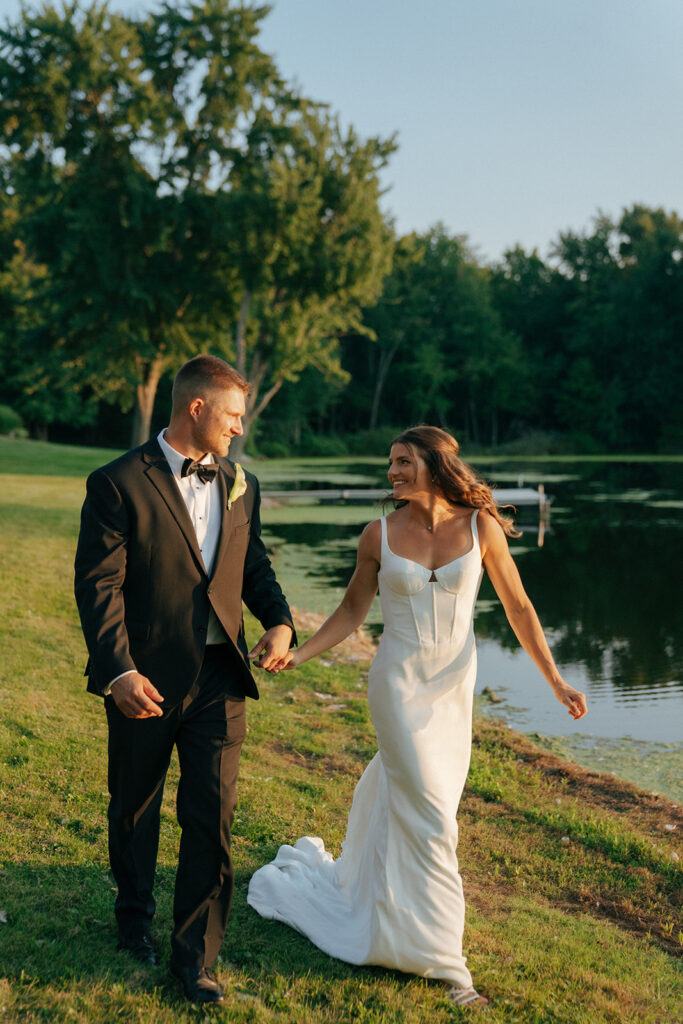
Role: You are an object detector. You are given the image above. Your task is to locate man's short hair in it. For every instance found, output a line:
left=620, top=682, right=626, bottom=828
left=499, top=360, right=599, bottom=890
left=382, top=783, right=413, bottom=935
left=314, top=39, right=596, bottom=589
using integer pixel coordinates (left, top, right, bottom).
left=172, top=355, right=250, bottom=411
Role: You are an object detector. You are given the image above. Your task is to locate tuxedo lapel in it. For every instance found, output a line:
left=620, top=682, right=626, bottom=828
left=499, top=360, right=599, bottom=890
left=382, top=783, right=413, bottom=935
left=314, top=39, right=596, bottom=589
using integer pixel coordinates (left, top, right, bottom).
left=141, top=439, right=206, bottom=573
left=212, top=461, right=237, bottom=580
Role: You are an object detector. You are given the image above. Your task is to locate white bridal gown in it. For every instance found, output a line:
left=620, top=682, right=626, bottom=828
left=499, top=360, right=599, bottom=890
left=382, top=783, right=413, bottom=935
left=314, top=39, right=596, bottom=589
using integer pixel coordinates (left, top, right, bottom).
left=247, top=511, right=483, bottom=988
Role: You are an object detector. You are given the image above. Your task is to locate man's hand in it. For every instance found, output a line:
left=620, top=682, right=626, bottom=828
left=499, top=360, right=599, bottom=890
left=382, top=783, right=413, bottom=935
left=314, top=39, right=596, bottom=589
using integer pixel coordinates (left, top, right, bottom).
left=110, top=672, right=164, bottom=719
left=248, top=625, right=294, bottom=673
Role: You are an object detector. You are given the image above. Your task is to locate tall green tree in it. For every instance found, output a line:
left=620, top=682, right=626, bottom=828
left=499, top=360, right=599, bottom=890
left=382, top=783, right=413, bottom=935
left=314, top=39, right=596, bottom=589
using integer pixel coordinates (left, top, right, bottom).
left=492, top=206, right=683, bottom=451
left=355, top=225, right=527, bottom=444
left=0, top=1, right=394, bottom=447
left=613, top=205, right=683, bottom=449
left=550, top=215, right=625, bottom=446
left=361, top=234, right=427, bottom=430
left=1, top=0, right=276, bottom=442
left=0, top=193, right=97, bottom=435
left=222, top=106, right=395, bottom=455
left=551, top=207, right=683, bottom=449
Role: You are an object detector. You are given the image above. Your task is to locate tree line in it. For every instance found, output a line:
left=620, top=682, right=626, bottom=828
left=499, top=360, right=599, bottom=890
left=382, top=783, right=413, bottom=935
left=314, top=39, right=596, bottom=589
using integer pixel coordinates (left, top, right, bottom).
left=1, top=1, right=681, bottom=457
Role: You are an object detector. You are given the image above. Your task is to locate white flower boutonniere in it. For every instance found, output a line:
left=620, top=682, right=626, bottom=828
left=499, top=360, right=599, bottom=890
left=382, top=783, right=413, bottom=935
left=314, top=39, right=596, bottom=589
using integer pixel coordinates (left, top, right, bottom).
left=228, top=462, right=247, bottom=509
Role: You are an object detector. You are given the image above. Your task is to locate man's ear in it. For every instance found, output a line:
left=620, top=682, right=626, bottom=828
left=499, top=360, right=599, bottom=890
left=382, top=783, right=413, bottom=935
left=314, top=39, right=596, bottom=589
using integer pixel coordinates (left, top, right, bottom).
left=188, top=397, right=204, bottom=420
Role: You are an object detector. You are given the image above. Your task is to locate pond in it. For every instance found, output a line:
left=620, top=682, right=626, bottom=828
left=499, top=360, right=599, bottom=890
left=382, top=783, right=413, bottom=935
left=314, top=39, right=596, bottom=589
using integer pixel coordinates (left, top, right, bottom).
left=256, top=456, right=683, bottom=799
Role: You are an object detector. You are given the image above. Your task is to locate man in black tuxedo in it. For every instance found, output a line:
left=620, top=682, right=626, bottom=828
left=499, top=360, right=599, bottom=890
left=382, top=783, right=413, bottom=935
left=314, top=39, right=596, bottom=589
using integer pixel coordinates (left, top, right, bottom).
left=74, top=355, right=295, bottom=1005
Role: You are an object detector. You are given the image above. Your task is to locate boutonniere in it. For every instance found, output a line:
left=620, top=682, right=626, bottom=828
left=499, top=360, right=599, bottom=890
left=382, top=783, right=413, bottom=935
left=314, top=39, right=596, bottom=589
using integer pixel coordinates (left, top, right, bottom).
left=228, top=462, right=247, bottom=509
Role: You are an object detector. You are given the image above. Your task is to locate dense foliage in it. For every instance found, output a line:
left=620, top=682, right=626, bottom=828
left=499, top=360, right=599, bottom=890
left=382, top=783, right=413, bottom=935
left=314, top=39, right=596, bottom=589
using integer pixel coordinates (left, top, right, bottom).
left=257, top=209, right=683, bottom=455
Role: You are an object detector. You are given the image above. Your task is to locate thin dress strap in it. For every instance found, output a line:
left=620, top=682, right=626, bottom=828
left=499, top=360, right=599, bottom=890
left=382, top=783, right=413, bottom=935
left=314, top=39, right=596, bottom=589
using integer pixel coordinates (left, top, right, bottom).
left=379, top=515, right=388, bottom=564
left=470, top=508, right=480, bottom=552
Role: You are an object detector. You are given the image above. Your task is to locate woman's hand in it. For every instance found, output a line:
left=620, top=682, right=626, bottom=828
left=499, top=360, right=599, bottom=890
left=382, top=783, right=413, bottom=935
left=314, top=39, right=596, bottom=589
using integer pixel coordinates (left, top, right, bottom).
left=264, top=649, right=297, bottom=673
left=282, top=649, right=300, bottom=670
left=551, top=679, right=588, bottom=720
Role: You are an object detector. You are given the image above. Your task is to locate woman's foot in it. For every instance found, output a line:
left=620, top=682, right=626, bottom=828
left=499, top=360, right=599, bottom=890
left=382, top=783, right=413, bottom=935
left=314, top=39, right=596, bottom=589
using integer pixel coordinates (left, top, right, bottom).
left=446, top=986, right=489, bottom=1009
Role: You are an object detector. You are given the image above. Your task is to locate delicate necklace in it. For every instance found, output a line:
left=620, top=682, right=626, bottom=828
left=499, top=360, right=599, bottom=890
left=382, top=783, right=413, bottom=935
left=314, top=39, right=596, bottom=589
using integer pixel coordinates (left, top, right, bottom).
left=425, top=508, right=470, bottom=532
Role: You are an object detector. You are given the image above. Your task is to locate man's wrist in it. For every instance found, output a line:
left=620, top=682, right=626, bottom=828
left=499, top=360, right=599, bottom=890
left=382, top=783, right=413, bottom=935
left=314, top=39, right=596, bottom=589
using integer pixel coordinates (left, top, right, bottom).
left=104, top=670, right=136, bottom=696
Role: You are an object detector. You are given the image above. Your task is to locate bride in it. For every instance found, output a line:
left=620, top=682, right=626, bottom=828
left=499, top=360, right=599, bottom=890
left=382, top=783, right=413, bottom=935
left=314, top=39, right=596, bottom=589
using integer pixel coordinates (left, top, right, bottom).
left=247, top=426, right=587, bottom=1009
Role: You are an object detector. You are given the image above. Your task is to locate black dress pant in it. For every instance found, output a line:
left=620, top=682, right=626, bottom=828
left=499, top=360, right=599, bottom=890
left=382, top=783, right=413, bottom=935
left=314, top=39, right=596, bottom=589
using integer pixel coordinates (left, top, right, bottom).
left=105, top=645, right=246, bottom=968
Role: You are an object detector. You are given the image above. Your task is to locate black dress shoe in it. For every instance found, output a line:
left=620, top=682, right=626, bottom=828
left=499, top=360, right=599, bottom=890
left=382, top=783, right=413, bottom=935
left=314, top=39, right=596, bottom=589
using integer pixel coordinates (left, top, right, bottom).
left=117, top=931, right=159, bottom=966
left=170, top=960, right=225, bottom=1004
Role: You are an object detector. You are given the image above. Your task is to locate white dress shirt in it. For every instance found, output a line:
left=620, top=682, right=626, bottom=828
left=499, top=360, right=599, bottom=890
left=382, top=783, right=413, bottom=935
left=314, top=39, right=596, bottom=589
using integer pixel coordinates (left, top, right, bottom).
left=105, top=429, right=229, bottom=693
left=157, top=430, right=222, bottom=577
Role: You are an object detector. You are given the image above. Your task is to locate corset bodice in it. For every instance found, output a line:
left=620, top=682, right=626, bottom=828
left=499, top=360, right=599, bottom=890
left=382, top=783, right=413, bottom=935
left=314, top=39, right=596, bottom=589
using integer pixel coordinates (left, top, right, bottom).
left=377, top=511, right=483, bottom=649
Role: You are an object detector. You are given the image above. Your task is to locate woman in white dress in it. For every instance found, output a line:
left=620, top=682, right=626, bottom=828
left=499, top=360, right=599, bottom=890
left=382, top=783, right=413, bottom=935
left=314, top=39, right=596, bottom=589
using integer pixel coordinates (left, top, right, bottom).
left=248, top=426, right=587, bottom=1009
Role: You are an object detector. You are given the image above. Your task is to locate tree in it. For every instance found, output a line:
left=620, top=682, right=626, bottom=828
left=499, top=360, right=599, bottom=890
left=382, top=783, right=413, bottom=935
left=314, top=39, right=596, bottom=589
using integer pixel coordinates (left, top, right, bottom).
left=491, top=247, right=565, bottom=424
left=613, top=206, right=683, bottom=450
left=551, top=207, right=683, bottom=449
left=0, top=1, right=273, bottom=442
left=491, top=206, right=683, bottom=451
left=220, top=106, right=395, bottom=456
left=361, top=234, right=427, bottom=430
left=0, top=193, right=97, bottom=436
left=353, top=225, right=526, bottom=445
left=0, top=1, right=394, bottom=447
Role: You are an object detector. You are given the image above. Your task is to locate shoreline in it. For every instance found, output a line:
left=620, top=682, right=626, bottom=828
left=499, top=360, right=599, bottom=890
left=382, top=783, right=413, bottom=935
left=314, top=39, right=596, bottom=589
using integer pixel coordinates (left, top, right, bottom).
left=290, top=605, right=683, bottom=806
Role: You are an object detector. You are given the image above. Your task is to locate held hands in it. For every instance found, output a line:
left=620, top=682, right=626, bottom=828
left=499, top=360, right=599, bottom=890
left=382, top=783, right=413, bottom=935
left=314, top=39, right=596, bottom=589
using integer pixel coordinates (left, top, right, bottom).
left=110, top=672, right=164, bottom=719
left=248, top=625, right=294, bottom=674
left=551, top=679, right=588, bottom=720
left=278, top=649, right=301, bottom=671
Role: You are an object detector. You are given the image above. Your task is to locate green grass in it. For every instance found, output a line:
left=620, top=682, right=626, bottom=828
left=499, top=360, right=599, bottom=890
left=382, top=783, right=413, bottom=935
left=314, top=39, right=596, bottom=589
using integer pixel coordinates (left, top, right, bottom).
left=1, top=438, right=681, bottom=1023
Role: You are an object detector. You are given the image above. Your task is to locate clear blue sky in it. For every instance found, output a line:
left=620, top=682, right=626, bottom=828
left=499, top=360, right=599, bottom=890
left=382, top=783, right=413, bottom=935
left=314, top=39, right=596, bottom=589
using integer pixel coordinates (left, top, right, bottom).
left=1, top=0, right=681, bottom=263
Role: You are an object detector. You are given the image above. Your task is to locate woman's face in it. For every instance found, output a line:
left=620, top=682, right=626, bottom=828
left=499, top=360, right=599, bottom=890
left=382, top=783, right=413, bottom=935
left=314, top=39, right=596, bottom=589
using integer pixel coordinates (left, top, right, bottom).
left=387, top=443, right=434, bottom=500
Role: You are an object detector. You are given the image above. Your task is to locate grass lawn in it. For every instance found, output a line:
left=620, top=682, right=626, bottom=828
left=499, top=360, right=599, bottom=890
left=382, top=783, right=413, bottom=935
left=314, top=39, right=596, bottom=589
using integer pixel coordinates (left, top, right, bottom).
left=0, top=438, right=681, bottom=1023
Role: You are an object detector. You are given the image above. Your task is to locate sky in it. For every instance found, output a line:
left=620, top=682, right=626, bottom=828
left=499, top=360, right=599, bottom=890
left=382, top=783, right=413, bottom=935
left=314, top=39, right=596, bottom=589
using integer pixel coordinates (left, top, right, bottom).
left=1, top=0, right=681, bottom=263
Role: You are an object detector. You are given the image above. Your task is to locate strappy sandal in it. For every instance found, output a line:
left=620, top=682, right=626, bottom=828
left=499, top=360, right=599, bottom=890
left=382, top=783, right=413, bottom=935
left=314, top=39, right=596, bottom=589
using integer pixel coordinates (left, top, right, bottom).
left=446, top=986, right=489, bottom=1009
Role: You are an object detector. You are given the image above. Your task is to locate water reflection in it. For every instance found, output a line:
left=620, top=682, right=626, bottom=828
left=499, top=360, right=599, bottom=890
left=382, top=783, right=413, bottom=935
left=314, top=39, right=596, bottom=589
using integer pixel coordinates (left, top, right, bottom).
left=477, top=510, right=683, bottom=698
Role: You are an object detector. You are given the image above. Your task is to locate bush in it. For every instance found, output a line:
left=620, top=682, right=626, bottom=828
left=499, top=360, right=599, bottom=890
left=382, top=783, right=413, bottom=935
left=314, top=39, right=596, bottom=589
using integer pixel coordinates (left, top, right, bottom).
left=257, top=438, right=291, bottom=459
left=346, top=426, right=404, bottom=456
left=298, top=432, right=349, bottom=457
left=567, top=431, right=604, bottom=455
left=657, top=425, right=683, bottom=454
left=497, top=430, right=576, bottom=456
left=0, top=405, right=25, bottom=436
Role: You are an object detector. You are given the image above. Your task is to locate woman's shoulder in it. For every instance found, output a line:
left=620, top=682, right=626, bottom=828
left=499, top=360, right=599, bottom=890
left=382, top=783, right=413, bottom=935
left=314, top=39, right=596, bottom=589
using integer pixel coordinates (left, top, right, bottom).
left=358, top=518, right=383, bottom=561
left=476, top=507, right=509, bottom=556
left=360, top=517, right=383, bottom=542
left=475, top=507, right=497, bottom=525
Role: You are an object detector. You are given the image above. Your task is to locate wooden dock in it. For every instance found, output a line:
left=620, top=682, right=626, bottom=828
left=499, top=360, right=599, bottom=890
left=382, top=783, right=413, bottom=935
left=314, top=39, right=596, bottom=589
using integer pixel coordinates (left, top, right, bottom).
left=264, top=486, right=550, bottom=509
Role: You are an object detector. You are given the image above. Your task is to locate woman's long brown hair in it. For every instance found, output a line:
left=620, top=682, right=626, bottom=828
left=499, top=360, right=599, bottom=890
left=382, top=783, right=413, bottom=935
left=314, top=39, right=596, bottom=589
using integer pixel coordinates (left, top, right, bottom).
left=390, top=426, right=521, bottom=537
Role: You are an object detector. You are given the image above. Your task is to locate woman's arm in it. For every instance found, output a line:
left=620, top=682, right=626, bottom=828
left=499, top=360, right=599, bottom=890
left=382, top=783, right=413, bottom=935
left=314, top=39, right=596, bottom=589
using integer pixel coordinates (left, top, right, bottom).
left=479, top=512, right=587, bottom=720
left=278, top=520, right=381, bottom=669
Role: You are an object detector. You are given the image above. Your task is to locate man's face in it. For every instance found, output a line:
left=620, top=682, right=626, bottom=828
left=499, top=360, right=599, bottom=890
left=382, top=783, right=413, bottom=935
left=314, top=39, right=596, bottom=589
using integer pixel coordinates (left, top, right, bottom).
left=191, top=386, right=246, bottom=457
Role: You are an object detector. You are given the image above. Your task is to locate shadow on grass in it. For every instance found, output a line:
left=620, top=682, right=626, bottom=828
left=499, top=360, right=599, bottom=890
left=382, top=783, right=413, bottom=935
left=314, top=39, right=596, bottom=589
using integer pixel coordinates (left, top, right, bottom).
left=0, top=862, right=368, bottom=996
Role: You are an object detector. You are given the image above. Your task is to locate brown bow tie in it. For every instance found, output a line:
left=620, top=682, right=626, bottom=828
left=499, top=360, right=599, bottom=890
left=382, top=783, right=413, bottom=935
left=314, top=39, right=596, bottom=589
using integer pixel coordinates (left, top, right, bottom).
left=181, top=458, right=218, bottom=484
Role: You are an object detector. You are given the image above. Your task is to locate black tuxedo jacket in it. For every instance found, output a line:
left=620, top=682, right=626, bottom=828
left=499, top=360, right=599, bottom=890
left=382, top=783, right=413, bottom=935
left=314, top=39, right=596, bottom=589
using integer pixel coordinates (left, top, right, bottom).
left=74, top=438, right=295, bottom=704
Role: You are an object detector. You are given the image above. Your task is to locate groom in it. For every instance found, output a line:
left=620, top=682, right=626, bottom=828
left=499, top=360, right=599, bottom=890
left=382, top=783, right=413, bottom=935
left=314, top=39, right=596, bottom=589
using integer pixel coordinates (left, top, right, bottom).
left=74, top=355, right=295, bottom=1005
